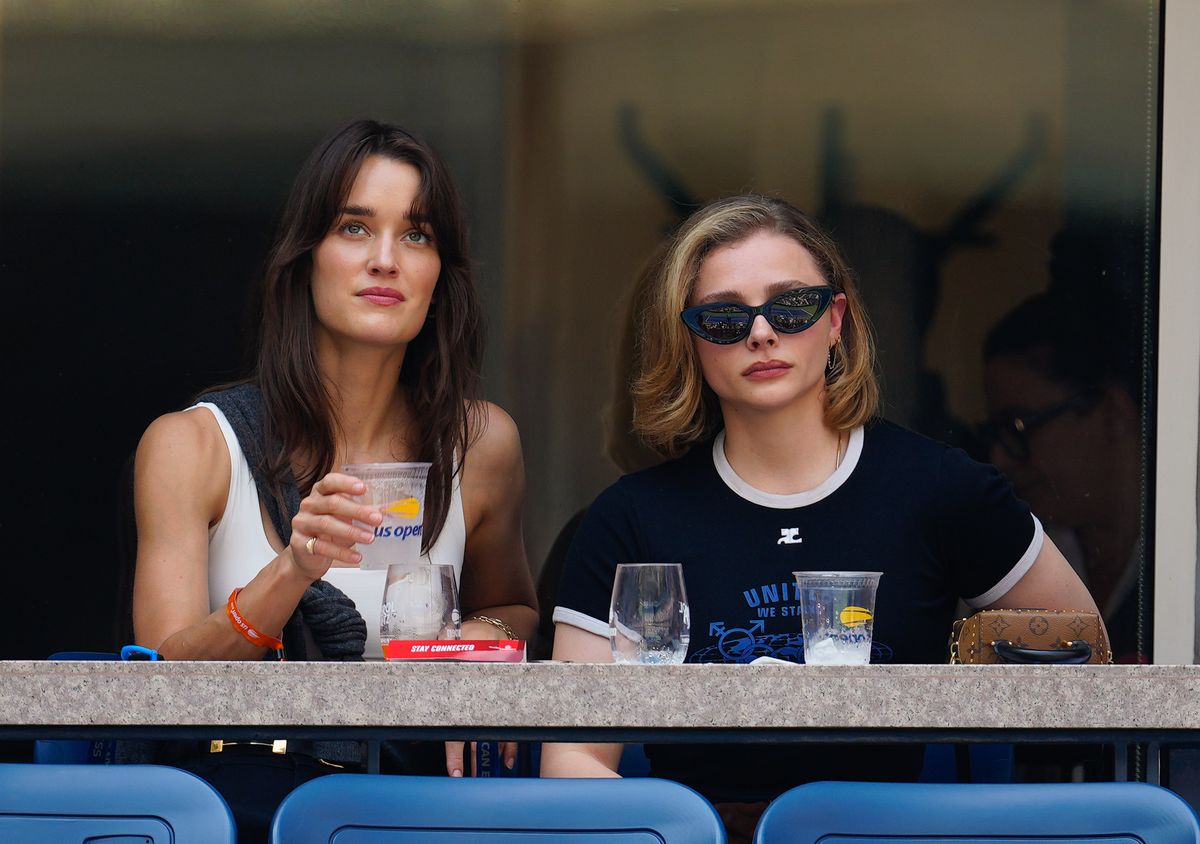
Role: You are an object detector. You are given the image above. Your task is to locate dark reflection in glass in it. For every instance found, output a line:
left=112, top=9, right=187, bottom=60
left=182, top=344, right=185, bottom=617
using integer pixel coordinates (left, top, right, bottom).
left=980, top=226, right=1148, bottom=664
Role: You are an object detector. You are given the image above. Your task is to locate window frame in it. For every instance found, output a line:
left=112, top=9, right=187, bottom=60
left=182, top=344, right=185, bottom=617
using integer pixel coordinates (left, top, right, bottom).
left=1154, top=0, right=1200, bottom=664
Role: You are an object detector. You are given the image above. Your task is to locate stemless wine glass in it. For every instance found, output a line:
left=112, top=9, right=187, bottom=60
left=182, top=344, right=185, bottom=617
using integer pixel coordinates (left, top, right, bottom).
left=609, top=563, right=690, bottom=664
left=380, top=563, right=461, bottom=651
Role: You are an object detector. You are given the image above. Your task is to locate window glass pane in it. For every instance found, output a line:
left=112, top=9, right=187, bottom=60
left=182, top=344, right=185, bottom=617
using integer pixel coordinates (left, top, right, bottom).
left=503, top=1, right=1161, bottom=664
left=0, top=0, right=1160, bottom=663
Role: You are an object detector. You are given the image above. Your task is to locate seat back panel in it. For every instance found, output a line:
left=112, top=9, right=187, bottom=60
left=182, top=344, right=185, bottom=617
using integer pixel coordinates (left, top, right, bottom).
left=333, top=830, right=664, bottom=843
left=0, top=815, right=169, bottom=843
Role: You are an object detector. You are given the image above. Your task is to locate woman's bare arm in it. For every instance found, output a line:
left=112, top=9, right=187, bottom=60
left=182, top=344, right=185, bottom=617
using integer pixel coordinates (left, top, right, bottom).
left=132, top=407, right=381, bottom=659
left=457, top=402, right=538, bottom=640
left=539, top=623, right=624, bottom=777
left=985, top=534, right=1101, bottom=614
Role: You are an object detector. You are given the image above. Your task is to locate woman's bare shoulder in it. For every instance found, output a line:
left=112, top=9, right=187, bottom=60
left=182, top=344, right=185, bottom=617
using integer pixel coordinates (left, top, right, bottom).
left=136, top=407, right=231, bottom=505
left=464, top=401, right=522, bottom=470
left=139, top=406, right=226, bottom=458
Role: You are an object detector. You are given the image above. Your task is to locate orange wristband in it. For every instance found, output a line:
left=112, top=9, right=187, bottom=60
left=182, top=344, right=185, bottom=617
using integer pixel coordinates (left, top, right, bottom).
left=226, top=588, right=286, bottom=657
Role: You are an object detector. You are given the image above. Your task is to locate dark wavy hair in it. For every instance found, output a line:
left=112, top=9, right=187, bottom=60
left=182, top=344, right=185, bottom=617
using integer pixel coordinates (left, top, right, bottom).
left=256, top=119, right=483, bottom=550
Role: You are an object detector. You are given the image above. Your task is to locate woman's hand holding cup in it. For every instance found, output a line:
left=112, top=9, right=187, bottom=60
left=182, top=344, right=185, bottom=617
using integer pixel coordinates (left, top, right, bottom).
left=289, top=472, right=382, bottom=581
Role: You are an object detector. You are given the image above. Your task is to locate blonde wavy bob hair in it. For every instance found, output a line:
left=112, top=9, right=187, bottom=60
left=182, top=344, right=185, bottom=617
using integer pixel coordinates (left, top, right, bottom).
left=632, top=195, right=879, bottom=457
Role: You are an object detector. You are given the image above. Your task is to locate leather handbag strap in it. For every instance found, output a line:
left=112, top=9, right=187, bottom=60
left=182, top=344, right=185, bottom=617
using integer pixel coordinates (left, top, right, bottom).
left=992, top=639, right=1092, bottom=664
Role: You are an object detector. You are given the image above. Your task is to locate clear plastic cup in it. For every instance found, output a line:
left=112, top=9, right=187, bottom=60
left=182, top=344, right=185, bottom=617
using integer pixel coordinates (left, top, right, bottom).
left=792, top=571, right=882, bottom=665
left=343, top=462, right=431, bottom=570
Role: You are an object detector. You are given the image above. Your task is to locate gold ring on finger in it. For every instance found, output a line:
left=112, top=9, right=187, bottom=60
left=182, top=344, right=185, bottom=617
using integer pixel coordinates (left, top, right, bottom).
left=305, top=536, right=318, bottom=556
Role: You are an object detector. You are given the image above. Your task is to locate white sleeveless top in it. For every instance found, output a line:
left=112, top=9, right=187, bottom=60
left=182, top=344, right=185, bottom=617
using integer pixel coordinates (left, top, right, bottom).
left=191, top=403, right=467, bottom=660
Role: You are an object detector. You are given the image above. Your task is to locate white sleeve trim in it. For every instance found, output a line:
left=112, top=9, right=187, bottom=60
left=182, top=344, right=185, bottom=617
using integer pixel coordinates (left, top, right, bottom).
left=551, top=606, right=611, bottom=638
left=965, top=515, right=1045, bottom=609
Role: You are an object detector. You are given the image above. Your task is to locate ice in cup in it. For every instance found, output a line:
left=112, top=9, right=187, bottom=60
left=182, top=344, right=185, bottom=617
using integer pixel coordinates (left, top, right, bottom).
left=792, top=571, right=882, bottom=665
left=380, top=562, right=461, bottom=649
left=343, top=462, right=431, bottom=570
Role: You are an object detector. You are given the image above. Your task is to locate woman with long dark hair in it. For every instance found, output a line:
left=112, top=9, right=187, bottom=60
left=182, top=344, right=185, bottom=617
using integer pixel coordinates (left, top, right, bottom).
left=542, top=195, right=1099, bottom=842
left=132, top=120, right=536, bottom=831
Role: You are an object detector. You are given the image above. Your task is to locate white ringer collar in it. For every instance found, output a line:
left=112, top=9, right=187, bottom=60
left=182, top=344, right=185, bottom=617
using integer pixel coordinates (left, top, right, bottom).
left=712, top=426, right=864, bottom=509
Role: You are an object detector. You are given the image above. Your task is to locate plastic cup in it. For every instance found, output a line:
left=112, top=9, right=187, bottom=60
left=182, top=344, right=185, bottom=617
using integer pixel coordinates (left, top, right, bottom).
left=343, top=462, right=431, bottom=570
left=380, top=563, right=461, bottom=650
left=792, top=571, right=882, bottom=665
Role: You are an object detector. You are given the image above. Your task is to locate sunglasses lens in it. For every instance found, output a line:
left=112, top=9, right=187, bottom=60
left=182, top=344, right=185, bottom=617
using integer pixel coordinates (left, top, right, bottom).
left=767, top=289, right=826, bottom=333
left=684, top=287, right=832, bottom=343
left=695, top=305, right=751, bottom=342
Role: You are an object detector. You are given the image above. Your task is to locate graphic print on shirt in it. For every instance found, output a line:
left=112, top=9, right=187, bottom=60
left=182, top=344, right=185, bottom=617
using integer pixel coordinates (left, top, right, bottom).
left=776, top=528, right=803, bottom=545
left=689, top=577, right=894, bottom=664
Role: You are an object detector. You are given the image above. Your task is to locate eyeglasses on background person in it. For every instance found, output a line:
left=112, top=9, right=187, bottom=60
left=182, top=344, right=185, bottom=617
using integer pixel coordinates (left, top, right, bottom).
left=977, top=393, right=1099, bottom=461
left=680, top=285, right=834, bottom=344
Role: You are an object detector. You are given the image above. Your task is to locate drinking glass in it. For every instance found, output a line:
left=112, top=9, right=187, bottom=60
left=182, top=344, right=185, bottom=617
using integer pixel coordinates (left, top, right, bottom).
left=380, top=563, right=461, bottom=648
left=609, top=563, right=690, bottom=664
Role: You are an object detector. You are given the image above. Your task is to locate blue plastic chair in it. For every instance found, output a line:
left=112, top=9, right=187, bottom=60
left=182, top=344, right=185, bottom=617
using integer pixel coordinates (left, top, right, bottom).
left=753, top=780, right=1200, bottom=843
left=0, top=763, right=235, bottom=843
left=271, top=774, right=727, bottom=842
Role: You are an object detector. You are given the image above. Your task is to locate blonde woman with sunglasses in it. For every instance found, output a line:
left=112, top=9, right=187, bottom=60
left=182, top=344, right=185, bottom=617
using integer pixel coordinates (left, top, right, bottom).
left=542, top=195, right=1099, bottom=842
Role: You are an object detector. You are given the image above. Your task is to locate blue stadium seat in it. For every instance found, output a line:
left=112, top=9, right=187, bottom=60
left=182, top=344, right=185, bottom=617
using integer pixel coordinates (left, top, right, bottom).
left=753, top=780, right=1200, bottom=843
left=0, top=763, right=235, bottom=843
left=271, top=773, right=727, bottom=842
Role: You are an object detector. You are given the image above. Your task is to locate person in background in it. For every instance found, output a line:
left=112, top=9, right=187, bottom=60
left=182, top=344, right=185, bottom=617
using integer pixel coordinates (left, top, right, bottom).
left=132, top=119, right=537, bottom=840
left=541, top=195, right=1100, bottom=843
left=981, top=292, right=1145, bottom=663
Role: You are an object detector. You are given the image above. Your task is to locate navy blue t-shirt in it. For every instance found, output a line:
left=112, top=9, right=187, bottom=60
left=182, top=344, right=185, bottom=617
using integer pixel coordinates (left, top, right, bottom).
left=554, top=419, right=1041, bottom=801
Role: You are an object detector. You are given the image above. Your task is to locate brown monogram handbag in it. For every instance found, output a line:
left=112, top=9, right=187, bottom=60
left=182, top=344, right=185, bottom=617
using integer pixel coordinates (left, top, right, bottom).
left=949, top=609, right=1112, bottom=664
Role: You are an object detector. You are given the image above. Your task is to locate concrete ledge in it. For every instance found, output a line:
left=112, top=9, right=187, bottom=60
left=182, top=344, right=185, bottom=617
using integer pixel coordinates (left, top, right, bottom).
left=4, top=662, right=1199, bottom=731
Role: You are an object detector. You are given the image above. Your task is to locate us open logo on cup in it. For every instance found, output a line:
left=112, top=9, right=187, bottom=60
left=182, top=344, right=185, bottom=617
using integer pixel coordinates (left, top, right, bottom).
left=365, top=497, right=424, bottom=569
left=839, top=606, right=873, bottom=628
left=383, top=497, right=421, bottom=519
left=374, top=498, right=422, bottom=539
left=832, top=606, right=873, bottom=643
